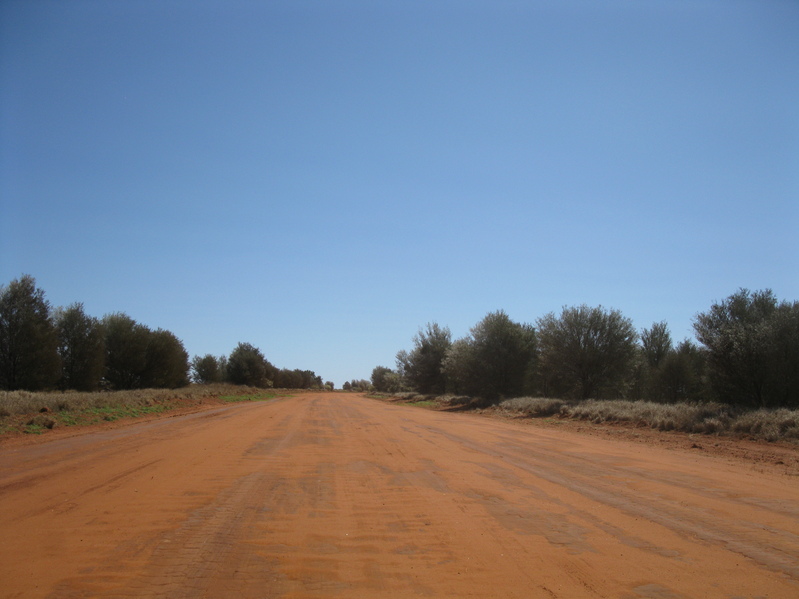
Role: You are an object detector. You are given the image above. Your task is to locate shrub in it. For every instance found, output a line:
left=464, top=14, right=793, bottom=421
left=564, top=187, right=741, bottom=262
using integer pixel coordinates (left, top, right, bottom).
left=731, top=409, right=799, bottom=442
left=438, top=395, right=472, bottom=407
left=565, top=399, right=734, bottom=433
left=499, top=397, right=569, bottom=417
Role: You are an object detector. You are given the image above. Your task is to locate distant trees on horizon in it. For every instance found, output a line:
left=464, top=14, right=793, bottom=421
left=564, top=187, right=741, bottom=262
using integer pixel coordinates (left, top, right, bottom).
left=375, top=289, right=799, bottom=409
left=0, top=275, right=325, bottom=392
left=342, top=379, right=371, bottom=392
left=4, top=275, right=796, bottom=406
left=193, top=342, right=325, bottom=389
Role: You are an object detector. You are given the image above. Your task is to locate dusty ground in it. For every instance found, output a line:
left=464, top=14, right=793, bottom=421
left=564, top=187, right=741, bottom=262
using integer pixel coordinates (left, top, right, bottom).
left=476, top=406, right=799, bottom=478
left=0, top=392, right=797, bottom=598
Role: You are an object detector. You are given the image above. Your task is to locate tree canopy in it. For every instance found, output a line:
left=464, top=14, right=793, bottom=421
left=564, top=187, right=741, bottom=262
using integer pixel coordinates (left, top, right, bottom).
left=55, top=302, right=105, bottom=391
left=694, top=289, right=799, bottom=408
left=0, top=275, right=60, bottom=390
left=191, top=354, right=224, bottom=384
left=537, top=305, right=638, bottom=399
left=396, top=323, right=451, bottom=395
left=442, top=311, right=536, bottom=400
left=227, top=342, right=274, bottom=387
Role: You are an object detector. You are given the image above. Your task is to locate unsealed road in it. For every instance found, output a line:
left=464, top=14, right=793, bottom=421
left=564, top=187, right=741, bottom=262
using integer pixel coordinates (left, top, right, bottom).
left=1, top=393, right=797, bottom=598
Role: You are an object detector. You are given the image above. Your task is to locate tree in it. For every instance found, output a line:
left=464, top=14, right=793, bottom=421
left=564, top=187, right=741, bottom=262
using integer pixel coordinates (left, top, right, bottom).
left=274, top=368, right=322, bottom=389
left=227, top=342, right=273, bottom=387
left=657, top=340, right=707, bottom=402
left=641, top=321, right=672, bottom=368
left=370, top=366, right=403, bottom=393
left=469, top=311, right=537, bottom=400
left=442, top=311, right=536, bottom=401
left=636, top=321, right=674, bottom=400
left=55, top=302, right=105, bottom=391
left=371, top=366, right=395, bottom=392
left=191, top=354, right=223, bottom=384
left=694, top=289, right=799, bottom=407
left=103, top=313, right=150, bottom=389
left=218, top=355, right=228, bottom=381
left=440, top=338, right=474, bottom=395
left=537, top=305, right=637, bottom=399
left=141, top=329, right=189, bottom=388
left=348, top=379, right=371, bottom=392
left=396, top=322, right=451, bottom=394
left=375, top=366, right=404, bottom=393
left=0, top=275, right=61, bottom=390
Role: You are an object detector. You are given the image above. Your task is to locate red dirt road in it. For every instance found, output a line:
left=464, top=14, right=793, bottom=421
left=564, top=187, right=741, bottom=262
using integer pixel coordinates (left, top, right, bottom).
left=1, top=392, right=797, bottom=598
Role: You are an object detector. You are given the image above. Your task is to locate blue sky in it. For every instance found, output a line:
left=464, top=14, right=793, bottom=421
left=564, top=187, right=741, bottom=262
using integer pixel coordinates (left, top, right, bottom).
left=1, top=0, right=797, bottom=386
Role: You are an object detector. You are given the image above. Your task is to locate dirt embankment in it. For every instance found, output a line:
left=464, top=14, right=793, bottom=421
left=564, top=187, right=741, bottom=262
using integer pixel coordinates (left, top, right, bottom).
left=1, top=392, right=797, bottom=598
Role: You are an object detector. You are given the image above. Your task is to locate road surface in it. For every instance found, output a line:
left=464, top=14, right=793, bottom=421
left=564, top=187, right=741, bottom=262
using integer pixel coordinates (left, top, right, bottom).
left=1, top=392, right=797, bottom=598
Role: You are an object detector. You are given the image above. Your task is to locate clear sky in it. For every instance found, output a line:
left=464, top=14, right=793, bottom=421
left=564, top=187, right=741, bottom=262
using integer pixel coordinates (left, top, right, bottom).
left=1, top=0, right=797, bottom=386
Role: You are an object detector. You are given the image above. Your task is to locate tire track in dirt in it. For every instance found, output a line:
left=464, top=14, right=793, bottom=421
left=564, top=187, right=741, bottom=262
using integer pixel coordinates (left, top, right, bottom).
left=426, top=422, right=799, bottom=580
left=1, top=393, right=797, bottom=598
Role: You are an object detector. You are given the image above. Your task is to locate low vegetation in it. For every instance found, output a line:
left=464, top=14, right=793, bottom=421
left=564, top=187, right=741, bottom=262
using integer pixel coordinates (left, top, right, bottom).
left=730, top=409, right=799, bottom=443
left=500, top=397, right=569, bottom=417
left=374, top=393, right=799, bottom=444
left=0, top=383, right=287, bottom=436
left=219, top=391, right=284, bottom=402
left=499, top=397, right=799, bottom=443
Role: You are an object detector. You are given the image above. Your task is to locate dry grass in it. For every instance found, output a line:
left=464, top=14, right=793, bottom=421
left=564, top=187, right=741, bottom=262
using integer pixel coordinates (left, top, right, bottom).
left=496, top=396, right=798, bottom=443
left=0, top=384, right=281, bottom=435
left=499, top=397, right=571, bottom=417
left=731, top=409, right=799, bottom=442
left=436, top=395, right=473, bottom=407
left=565, top=400, right=734, bottom=434
left=0, top=384, right=267, bottom=416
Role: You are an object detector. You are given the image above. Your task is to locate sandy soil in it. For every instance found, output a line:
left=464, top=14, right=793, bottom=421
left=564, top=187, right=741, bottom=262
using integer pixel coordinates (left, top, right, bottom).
left=1, top=392, right=797, bottom=598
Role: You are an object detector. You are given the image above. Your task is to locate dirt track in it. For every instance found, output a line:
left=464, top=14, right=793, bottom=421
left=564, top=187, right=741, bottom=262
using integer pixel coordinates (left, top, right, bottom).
left=1, top=392, right=797, bottom=598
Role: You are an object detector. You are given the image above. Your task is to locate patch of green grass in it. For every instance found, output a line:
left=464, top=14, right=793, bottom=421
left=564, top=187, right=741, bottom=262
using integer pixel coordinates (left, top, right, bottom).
left=409, top=400, right=436, bottom=407
left=91, top=403, right=171, bottom=422
left=219, top=392, right=289, bottom=403
left=57, top=412, right=79, bottom=426
left=55, top=403, right=176, bottom=426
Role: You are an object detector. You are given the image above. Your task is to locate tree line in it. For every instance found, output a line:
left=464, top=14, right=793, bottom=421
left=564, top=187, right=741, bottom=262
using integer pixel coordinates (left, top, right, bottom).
left=191, top=345, right=330, bottom=390
left=372, top=289, right=799, bottom=409
left=342, top=379, right=371, bottom=392
left=0, top=275, right=327, bottom=391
